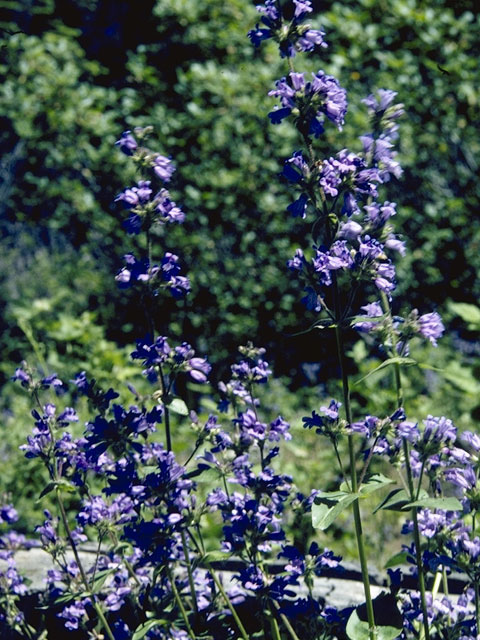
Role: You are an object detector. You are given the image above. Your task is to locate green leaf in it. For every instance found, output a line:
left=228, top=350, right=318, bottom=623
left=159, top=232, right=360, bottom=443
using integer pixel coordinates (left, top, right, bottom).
left=359, top=474, right=394, bottom=497
left=374, top=488, right=428, bottom=513
left=346, top=609, right=401, bottom=640
left=448, top=301, right=480, bottom=329
left=186, top=466, right=222, bottom=482
left=348, top=312, right=388, bottom=326
left=407, top=496, right=462, bottom=511
left=37, top=479, right=75, bottom=502
left=89, top=569, right=115, bottom=593
left=167, top=398, right=189, bottom=416
left=441, top=361, right=480, bottom=394
left=416, top=362, right=444, bottom=372
left=132, top=619, right=168, bottom=640
left=37, top=482, right=57, bottom=501
left=312, top=491, right=359, bottom=530
left=354, top=357, right=417, bottom=384
left=202, top=550, right=232, bottom=563
left=385, top=551, right=410, bottom=569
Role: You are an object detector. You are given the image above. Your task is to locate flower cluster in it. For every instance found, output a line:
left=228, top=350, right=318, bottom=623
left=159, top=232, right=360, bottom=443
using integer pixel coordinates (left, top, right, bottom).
left=3, top=3, right=476, bottom=640
left=268, top=70, right=347, bottom=134
left=116, top=252, right=190, bottom=298
left=114, top=127, right=190, bottom=300
left=131, top=336, right=211, bottom=384
left=248, top=0, right=327, bottom=58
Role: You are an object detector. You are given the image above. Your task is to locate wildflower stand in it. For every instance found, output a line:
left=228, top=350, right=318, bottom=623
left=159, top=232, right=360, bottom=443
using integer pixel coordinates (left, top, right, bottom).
left=2, top=1, right=480, bottom=639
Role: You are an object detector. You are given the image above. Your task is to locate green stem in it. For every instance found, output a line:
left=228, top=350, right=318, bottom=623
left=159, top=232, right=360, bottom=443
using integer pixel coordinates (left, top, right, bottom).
left=441, top=566, right=448, bottom=596
left=168, top=569, right=196, bottom=640
left=358, top=436, right=380, bottom=488
left=56, top=490, right=116, bottom=640
left=431, top=570, right=442, bottom=599
left=381, top=293, right=431, bottom=640
left=158, top=363, right=172, bottom=452
left=379, top=292, right=403, bottom=409
left=402, top=440, right=430, bottom=640
left=206, top=563, right=250, bottom=640
left=269, top=604, right=282, bottom=640
left=18, top=318, right=48, bottom=373
left=272, top=600, right=302, bottom=640
left=415, top=460, right=426, bottom=501
left=109, top=531, right=141, bottom=587
left=145, top=227, right=173, bottom=452
left=334, top=321, right=376, bottom=640
left=333, top=440, right=351, bottom=491
left=475, top=579, right=480, bottom=637
left=181, top=529, right=199, bottom=617
left=89, top=535, right=104, bottom=589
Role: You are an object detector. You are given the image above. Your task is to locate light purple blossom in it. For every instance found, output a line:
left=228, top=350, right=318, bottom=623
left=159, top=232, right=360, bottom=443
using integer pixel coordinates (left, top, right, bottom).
left=418, top=311, right=444, bottom=346
left=152, top=154, right=175, bottom=182
left=115, top=130, right=137, bottom=155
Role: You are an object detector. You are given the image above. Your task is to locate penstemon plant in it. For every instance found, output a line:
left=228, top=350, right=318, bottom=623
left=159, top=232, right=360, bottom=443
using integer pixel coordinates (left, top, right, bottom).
left=1, top=2, right=480, bottom=640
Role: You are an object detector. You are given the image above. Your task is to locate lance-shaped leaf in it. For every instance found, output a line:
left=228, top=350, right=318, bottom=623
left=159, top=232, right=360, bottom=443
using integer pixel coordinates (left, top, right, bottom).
left=354, top=357, right=417, bottom=384
left=132, top=620, right=169, bottom=640
left=407, top=496, right=463, bottom=511
left=312, top=490, right=359, bottom=530
left=374, top=488, right=428, bottom=514
left=358, top=473, right=394, bottom=496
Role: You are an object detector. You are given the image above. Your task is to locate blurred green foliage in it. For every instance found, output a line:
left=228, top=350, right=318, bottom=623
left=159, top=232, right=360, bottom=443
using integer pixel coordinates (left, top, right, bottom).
left=1, top=0, right=479, bottom=553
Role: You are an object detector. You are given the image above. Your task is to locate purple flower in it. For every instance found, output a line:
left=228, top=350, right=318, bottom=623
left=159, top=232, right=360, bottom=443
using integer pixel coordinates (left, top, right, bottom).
left=354, top=301, right=383, bottom=333
left=12, top=368, right=31, bottom=388
left=461, top=431, right=480, bottom=451
left=287, top=192, right=309, bottom=218
left=269, top=416, right=291, bottom=441
left=283, top=151, right=309, bottom=183
left=256, top=0, right=280, bottom=22
left=0, top=504, right=18, bottom=524
left=461, top=537, right=480, bottom=559
left=234, top=408, right=267, bottom=444
left=268, top=71, right=347, bottom=134
left=161, top=253, right=190, bottom=298
left=238, top=565, right=264, bottom=591
left=338, top=220, right=363, bottom=241
left=418, top=311, right=444, bottom=346
left=155, top=189, right=185, bottom=224
left=444, top=465, right=476, bottom=491
left=364, top=201, right=397, bottom=227
left=287, top=248, right=304, bottom=271
left=423, top=415, right=456, bottom=445
left=397, top=420, right=420, bottom=443
left=116, top=253, right=158, bottom=288
left=248, top=25, right=271, bottom=47
left=188, top=357, right=211, bottom=382
left=132, top=336, right=171, bottom=366
left=58, top=599, right=90, bottom=631
left=115, top=130, right=137, bottom=155
left=312, top=248, right=333, bottom=286
left=115, top=181, right=153, bottom=208
left=302, top=410, right=323, bottom=430
left=417, top=509, right=449, bottom=538
left=320, top=399, right=341, bottom=420
left=385, top=235, right=406, bottom=256
left=152, top=154, right=175, bottom=182
left=293, top=0, right=312, bottom=18
left=57, top=407, right=79, bottom=424
left=297, top=28, right=327, bottom=53
left=248, top=1, right=326, bottom=58
left=350, top=415, right=378, bottom=438
left=313, top=546, right=342, bottom=573
left=363, top=89, right=399, bottom=114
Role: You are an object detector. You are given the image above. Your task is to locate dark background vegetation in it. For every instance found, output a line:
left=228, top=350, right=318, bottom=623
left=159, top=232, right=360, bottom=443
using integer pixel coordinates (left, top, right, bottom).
left=0, top=0, right=479, bottom=551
